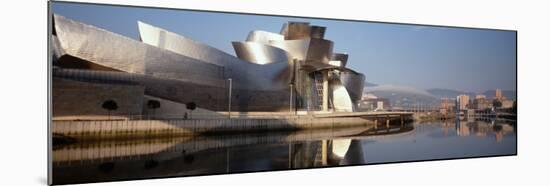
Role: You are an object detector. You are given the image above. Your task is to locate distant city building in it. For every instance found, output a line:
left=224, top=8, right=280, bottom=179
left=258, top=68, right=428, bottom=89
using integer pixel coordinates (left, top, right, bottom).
left=456, top=94, right=470, bottom=111
left=501, top=100, right=514, bottom=108
left=474, top=96, right=491, bottom=110
left=492, top=88, right=514, bottom=109
left=475, top=94, right=486, bottom=99
left=359, top=98, right=390, bottom=111
left=361, top=93, right=378, bottom=100
left=495, top=89, right=504, bottom=100
left=376, top=101, right=385, bottom=110
left=439, top=97, right=456, bottom=113
left=439, top=108, right=448, bottom=115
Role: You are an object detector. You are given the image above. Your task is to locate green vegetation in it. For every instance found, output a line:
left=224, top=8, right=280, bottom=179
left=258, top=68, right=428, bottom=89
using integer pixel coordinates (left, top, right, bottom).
left=101, top=100, right=118, bottom=119
left=493, top=99, right=502, bottom=108
left=147, top=100, right=161, bottom=119
left=186, top=102, right=197, bottom=119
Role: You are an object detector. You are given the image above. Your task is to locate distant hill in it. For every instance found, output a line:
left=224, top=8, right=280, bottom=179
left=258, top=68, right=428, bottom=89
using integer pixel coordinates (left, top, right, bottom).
left=426, top=88, right=516, bottom=100
left=364, top=85, right=516, bottom=107
left=365, top=82, right=378, bottom=87
left=365, top=84, right=438, bottom=107
left=427, top=88, right=474, bottom=99
left=482, top=89, right=516, bottom=100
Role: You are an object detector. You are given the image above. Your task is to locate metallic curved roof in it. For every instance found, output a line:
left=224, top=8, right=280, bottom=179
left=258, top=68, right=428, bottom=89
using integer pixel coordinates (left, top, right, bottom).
left=138, top=21, right=236, bottom=66
left=232, top=41, right=291, bottom=65
left=54, top=15, right=222, bottom=81
left=331, top=53, right=349, bottom=67
left=340, top=71, right=366, bottom=105
left=137, top=20, right=292, bottom=90
left=245, top=30, right=284, bottom=44
left=267, top=39, right=310, bottom=60
left=330, top=78, right=354, bottom=112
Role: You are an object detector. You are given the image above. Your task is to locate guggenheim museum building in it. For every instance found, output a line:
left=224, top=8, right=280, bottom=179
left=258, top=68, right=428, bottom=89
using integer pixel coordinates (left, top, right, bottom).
left=51, top=14, right=366, bottom=119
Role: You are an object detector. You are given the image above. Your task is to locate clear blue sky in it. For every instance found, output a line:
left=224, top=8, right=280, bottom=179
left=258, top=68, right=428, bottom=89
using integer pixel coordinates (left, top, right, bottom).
left=52, top=2, right=516, bottom=92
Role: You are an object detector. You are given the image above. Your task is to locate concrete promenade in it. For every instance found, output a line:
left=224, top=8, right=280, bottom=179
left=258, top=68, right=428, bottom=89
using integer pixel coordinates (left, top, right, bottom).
left=52, top=112, right=414, bottom=140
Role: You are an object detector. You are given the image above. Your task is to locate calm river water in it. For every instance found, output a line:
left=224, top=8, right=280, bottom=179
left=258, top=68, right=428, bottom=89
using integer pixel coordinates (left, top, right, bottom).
left=52, top=119, right=516, bottom=185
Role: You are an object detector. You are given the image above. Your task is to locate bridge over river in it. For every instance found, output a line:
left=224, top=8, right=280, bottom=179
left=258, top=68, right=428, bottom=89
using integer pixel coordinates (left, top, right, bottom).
left=313, top=111, right=414, bottom=119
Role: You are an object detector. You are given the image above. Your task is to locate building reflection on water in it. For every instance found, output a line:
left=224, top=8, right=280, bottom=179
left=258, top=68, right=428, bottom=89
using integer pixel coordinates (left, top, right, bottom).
left=52, top=120, right=515, bottom=185
left=453, top=119, right=516, bottom=142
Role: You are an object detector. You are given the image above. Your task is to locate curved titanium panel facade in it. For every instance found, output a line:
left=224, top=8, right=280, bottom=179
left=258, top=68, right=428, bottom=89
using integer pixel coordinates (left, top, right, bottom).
left=268, top=39, right=333, bottom=64
left=330, top=78, right=354, bottom=112
left=51, top=35, right=65, bottom=63
left=267, top=39, right=310, bottom=60
left=55, top=15, right=146, bottom=74
left=340, top=71, right=366, bottom=105
left=138, top=21, right=234, bottom=66
left=138, top=21, right=292, bottom=90
left=246, top=30, right=284, bottom=44
left=305, top=39, right=334, bottom=64
left=331, top=53, right=349, bottom=67
left=285, top=22, right=311, bottom=40
left=310, top=26, right=326, bottom=39
left=52, top=14, right=366, bottom=114
left=53, top=15, right=293, bottom=111
left=232, top=42, right=291, bottom=65
left=280, top=23, right=289, bottom=36
left=54, top=15, right=223, bottom=83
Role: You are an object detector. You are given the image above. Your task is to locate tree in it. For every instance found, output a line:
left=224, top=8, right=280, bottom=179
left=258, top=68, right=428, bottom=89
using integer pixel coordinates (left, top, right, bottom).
left=186, top=102, right=197, bottom=119
left=102, top=100, right=118, bottom=120
left=146, top=100, right=161, bottom=119
left=492, top=99, right=502, bottom=108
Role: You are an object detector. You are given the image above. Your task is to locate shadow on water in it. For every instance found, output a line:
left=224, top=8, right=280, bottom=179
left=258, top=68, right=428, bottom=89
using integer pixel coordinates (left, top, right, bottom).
left=51, top=123, right=374, bottom=184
